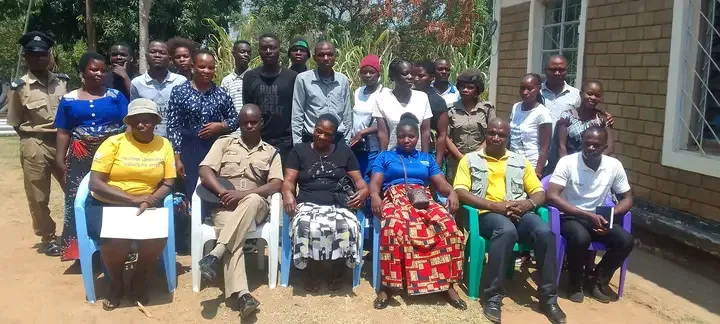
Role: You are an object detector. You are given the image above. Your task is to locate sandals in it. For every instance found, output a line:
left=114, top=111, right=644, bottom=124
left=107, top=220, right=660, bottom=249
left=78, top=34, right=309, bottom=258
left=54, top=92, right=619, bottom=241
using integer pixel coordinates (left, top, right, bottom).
left=373, top=291, right=391, bottom=310
left=103, top=282, right=123, bottom=311
left=304, top=277, right=321, bottom=292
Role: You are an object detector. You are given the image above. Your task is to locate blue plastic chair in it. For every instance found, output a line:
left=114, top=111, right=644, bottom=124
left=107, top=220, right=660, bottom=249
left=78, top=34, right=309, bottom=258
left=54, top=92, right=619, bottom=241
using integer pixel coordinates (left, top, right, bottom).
left=74, top=173, right=177, bottom=303
left=281, top=209, right=366, bottom=288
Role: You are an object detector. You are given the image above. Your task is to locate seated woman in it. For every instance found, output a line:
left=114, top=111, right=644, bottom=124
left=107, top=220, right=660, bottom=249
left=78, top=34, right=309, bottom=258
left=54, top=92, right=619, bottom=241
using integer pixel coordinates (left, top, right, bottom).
left=87, top=99, right=176, bottom=310
left=369, top=113, right=465, bottom=310
left=282, top=114, right=369, bottom=291
left=556, top=79, right=613, bottom=158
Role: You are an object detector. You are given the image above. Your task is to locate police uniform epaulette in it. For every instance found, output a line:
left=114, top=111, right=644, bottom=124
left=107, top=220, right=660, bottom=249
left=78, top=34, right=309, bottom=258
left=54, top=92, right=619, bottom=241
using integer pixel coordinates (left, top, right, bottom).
left=55, top=73, right=69, bottom=80
left=10, top=79, right=25, bottom=90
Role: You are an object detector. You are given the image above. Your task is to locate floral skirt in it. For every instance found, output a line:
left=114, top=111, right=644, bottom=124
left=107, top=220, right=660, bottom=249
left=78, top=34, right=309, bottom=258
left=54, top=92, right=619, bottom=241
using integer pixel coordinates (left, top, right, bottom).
left=60, top=132, right=120, bottom=261
left=290, top=202, right=361, bottom=269
left=380, top=184, right=464, bottom=295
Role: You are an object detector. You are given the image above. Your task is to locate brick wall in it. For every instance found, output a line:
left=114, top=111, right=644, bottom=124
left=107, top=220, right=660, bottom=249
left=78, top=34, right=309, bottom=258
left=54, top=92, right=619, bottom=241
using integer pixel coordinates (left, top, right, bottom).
left=495, top=2, right=531, bottom=120
left=584, top=0, right=720, bottom=222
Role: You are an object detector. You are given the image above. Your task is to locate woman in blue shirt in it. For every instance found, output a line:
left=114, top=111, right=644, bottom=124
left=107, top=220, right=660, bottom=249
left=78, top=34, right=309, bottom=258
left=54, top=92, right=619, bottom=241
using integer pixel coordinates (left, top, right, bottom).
left=369, top=113, right=465, bottom=310
left=55, top=51, right=129, bottom=261
left=166, top=49, right=239, bottom=199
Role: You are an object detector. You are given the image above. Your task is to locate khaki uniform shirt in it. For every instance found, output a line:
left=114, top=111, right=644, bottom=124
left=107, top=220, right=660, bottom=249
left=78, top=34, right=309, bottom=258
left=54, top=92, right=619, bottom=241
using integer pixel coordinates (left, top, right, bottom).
left=7, top=72, right=68, bottom=134
left=448, top=100, right=496, bottom=154
left=200, top=136, right=284, bottom=191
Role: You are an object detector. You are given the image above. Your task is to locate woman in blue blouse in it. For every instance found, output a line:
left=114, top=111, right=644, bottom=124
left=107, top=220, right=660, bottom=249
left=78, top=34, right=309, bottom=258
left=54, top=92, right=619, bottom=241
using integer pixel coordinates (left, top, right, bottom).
left=55, top=51, right=129, bottom=261
left=368, top=113, right=465, bottom=310
left=166, top=49, right=239, bottom=200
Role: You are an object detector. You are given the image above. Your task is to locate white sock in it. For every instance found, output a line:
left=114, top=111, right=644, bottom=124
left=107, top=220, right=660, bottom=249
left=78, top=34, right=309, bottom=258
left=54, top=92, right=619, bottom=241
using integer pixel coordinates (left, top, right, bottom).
left=209, top=243, right=226, bottom=258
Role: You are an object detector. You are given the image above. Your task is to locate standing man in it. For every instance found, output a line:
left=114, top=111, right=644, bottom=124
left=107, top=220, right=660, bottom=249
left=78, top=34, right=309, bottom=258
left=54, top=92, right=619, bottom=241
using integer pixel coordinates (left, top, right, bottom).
left=547, top=126, right=634, bottom=304
left=454, top=118, right=566, bottom=324
left=288, top=37, right=311, bottom=74
left=197, top=104, right=283, bottom=319
left=243, top=33, right=298, bottom=160
left=130, top=40, right=187, bottom=137
left=222, top=40, right=252, bottom=120
left=106, top=41, right=136, bottom=99
left=7, top=31, right=69, bottom=256
left=433, top=58, right=460, bottom=108
left=541, top=55, right=581, bottom=130
left=292, top=40, right=352, bottom=145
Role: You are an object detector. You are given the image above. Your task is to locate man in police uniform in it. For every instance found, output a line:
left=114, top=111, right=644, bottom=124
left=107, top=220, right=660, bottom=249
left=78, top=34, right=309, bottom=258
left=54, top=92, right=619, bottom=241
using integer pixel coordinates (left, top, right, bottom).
left=7, top=32, right=69, bottom=256
left=197, top=103, right=282, bottom=319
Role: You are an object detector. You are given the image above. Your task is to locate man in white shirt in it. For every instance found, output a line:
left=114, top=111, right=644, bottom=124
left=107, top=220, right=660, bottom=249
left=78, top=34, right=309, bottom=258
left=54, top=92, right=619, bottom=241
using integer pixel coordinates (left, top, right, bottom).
left=432, top=58, right=461, bottom=108
left=547, top=126, right=634, bottom=304
left=221, top=40, right=251, bottom=132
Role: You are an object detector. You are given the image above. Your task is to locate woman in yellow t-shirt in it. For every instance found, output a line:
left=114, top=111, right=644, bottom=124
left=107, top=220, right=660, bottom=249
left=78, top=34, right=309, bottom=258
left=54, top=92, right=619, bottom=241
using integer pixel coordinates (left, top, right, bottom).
left=87, top=98, right=176, bottom=310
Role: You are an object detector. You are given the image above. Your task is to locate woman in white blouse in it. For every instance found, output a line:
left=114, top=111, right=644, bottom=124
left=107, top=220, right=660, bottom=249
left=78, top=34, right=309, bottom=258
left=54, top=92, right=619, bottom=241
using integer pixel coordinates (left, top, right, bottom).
left=350, top=54, right=385, bottom=181
left=509, top=73, right=552, bottom=177
left=372, top=58, right=432, bottom=151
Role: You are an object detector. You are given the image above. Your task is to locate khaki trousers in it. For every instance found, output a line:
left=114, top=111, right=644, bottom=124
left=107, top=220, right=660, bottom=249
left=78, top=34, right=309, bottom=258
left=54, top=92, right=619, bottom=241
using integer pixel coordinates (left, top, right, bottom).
left=212, top=193, right=268, bottom=297
left=20, top=138, right=60, bottom=240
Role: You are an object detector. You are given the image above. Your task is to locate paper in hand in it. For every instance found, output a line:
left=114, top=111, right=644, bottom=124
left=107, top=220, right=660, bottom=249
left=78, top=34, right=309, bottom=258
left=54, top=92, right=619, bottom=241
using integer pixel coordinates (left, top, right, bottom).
left=100, top=207, right=169, bottom=239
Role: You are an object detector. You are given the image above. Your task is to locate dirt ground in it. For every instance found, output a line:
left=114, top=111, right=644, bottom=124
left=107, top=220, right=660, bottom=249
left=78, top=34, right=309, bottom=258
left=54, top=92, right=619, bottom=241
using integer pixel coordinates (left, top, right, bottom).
left=0, top=137, right=719, bottom=324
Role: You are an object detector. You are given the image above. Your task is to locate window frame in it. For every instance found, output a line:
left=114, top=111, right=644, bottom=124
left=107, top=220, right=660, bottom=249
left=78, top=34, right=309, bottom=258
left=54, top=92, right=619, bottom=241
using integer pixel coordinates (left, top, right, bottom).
left=527, top=0, right=587, bottom=86
left=663, top=0, right=720, bottom=178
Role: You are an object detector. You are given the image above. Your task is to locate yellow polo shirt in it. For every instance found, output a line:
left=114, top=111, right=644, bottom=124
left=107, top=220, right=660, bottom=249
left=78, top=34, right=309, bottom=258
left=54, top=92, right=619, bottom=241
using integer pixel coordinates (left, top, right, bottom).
left=453, top=149, right=543, bottom=213
left=91, top=133, right=176, bottom=201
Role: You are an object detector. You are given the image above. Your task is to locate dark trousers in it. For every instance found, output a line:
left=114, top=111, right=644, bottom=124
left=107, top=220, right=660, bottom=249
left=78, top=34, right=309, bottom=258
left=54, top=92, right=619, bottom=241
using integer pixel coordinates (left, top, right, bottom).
left=560, top=216, right=634, bottom=290
left=479, top=212, right=558, bottom=304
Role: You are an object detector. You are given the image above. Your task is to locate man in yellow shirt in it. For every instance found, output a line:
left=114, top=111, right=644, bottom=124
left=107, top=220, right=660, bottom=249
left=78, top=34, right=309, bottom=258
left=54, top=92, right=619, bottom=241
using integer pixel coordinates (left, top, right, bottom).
left=454, top=118, right=566, bottom=324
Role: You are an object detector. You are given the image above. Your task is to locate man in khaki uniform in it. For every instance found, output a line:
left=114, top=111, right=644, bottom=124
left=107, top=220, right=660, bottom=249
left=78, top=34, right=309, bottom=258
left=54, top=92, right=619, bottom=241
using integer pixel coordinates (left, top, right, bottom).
left=197, top=104, right=282, bottom=319
left=7, top=31, right=69, bottom=256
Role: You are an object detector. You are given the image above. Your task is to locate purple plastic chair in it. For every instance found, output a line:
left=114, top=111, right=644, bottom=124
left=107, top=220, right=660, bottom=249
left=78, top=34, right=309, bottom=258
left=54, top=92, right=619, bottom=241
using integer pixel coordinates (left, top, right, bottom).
left=540, top=176, right=631, bottom=299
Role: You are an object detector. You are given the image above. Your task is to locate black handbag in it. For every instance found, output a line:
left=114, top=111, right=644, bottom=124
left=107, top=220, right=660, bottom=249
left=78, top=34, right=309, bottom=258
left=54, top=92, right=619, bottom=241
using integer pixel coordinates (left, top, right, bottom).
left=334, top=175, right=357, bottom=208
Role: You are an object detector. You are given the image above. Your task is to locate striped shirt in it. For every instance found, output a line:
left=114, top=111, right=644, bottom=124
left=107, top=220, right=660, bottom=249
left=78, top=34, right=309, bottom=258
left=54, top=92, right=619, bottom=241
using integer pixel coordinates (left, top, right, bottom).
left=221, top=71, right=246, bottom=135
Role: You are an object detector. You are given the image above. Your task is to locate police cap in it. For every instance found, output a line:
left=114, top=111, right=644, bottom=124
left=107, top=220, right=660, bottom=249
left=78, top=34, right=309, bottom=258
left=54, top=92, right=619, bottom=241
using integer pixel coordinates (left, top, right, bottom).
left=18, top=31, right=54, bottom=53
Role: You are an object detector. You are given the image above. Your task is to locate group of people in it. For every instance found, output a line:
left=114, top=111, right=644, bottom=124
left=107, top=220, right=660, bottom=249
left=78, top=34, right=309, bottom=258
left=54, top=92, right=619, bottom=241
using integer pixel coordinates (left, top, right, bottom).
left=7, top=30, right=634, bottom=324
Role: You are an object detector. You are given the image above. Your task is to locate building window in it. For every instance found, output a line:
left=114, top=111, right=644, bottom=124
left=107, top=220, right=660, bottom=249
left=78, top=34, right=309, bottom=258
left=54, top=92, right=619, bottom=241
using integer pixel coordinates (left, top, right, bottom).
left=664, top=0, right=720, bottom=177
left=541, top=0, right=582, bottom=85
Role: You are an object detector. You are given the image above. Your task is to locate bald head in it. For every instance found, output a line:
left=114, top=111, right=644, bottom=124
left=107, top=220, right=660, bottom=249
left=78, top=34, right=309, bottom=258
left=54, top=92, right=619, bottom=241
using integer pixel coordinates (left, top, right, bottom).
left=485, top=117, right=510, bottom=156
left=239, top=104, right=263, bottom=136
left=488, top=117, right=509, bottom=132
left=314, top=40, right=335, bottom=53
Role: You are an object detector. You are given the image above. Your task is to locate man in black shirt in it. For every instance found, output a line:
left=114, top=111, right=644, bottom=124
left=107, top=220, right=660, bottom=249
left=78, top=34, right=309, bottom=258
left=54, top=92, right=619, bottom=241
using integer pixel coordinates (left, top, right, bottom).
left=412, top=60, right=449, bottom=167
left=243, top=33, right=298, bottom=161
left=288, top=37, right=310, bottom=74
left=105, top=41, right=136, bottom=99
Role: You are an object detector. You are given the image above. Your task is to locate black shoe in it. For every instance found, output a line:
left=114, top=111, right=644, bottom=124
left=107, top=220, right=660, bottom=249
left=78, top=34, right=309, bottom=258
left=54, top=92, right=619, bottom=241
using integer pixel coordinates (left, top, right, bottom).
left=238, top=293, right=260, bottom=318
left=43, top=240, right=61, bottom=257
left=482, top=301, right=502, bottom=323
left=540, top=303, right=567, bottom=324
left=568, top=289, right=584, bottom=303
left=448, top=298, right=467, bottom=310
left=587, top=281, right=612, bottom=303
left=198, top=255, right=220, bottom=281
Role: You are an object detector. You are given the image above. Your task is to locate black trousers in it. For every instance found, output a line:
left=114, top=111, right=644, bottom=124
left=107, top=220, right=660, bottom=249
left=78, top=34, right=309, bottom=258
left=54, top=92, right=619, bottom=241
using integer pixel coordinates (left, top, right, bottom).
left=560, top=216, right=634, bottom=290
left=479, top=212, right=558, bottom=305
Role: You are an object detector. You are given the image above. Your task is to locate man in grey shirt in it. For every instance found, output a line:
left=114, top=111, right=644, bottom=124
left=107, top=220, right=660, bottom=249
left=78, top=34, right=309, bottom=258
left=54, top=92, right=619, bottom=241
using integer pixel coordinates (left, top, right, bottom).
left=130, top=40, right=187, bottom=136
left=291, top=40, right=352, bottom=144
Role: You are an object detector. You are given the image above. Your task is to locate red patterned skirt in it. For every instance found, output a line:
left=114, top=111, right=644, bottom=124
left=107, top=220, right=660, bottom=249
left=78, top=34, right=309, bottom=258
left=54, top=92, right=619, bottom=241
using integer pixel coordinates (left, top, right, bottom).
left=380, top=184, right=464, bottom=295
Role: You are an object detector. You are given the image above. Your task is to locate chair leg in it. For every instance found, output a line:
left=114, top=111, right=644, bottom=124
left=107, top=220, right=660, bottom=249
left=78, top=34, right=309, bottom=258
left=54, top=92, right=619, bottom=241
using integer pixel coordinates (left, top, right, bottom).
left=556, top=240, right=566, bottom=285
left=162, top=239, right=177, bottom=293
left=257, top=239, right=266, bottom=270
left=191, top=235, right=204, bottom=293
left=618, top=258, right=628, bottom=299
left=467, top=236, right=485, bottom=301
left=353, top=223, right=365, bottom=289
left=268, top=235, right=278, bottom=289
left=281, top=213, right=292, bottom=287
left=372, top=216, right=381, bottom=293
left=80, top=250, right=98, bottom=303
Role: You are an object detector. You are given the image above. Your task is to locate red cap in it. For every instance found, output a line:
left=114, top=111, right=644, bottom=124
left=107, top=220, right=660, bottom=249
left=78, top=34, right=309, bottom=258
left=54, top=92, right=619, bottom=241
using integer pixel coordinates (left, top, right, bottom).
left=360, top=54, right=381, bottom=73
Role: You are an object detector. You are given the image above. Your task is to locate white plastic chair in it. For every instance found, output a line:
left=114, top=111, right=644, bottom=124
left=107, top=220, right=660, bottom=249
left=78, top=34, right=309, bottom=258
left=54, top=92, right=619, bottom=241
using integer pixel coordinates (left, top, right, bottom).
left=191, top=181, right=280, bottom=292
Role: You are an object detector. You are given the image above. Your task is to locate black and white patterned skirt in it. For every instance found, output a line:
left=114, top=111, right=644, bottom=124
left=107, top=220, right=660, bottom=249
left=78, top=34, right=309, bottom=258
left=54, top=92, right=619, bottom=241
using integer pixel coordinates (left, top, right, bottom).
left=290, top=202, right=361, bottom=269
